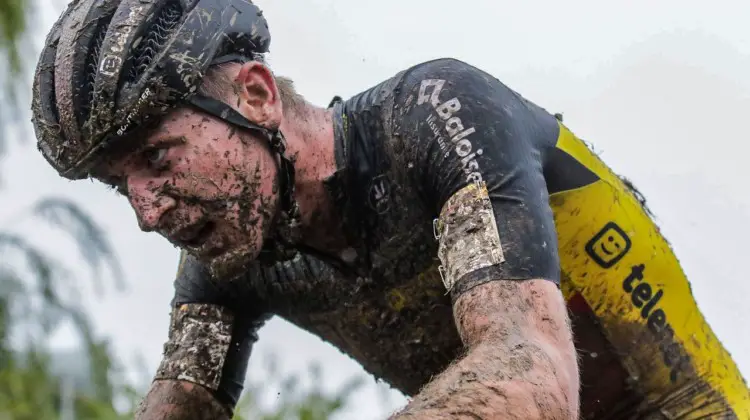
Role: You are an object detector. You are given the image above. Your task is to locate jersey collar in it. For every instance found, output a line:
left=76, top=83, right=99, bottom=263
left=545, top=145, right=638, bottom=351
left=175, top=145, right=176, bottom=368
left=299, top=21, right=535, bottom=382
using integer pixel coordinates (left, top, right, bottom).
left=322, top=98, right=371, bottom=273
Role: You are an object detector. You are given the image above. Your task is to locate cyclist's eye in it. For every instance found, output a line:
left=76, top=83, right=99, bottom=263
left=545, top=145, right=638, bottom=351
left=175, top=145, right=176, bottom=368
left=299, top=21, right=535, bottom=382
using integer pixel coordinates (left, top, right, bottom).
left=143, top=147, right=168, bottom=168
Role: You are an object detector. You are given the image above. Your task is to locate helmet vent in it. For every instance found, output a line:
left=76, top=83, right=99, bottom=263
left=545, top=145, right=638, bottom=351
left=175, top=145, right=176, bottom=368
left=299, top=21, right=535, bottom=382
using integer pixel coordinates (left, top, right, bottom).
left=128, top=1, right=183, bottom=82
left=79, top=14, right=113, bottom=125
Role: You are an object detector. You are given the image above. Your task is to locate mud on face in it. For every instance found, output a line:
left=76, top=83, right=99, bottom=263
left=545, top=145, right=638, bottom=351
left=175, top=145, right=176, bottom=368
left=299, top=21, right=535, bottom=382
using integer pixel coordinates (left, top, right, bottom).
left=94, top=106, right=281, bottom=281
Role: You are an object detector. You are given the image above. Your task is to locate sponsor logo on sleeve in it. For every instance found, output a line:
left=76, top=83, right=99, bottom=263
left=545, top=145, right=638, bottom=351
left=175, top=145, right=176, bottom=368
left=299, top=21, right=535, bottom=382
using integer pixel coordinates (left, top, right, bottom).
left=418, top=79, right=484, bottom=186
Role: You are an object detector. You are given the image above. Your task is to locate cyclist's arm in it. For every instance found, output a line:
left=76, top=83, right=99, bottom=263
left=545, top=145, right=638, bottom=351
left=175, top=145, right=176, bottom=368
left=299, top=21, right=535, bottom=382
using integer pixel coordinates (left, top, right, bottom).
left=135, top=380, right=231, bottom=419
left=393, top=280, right=577, bottom=419
left=136, top=251, right=270, bottom=420
left=390, top=58, right=579, bottom=419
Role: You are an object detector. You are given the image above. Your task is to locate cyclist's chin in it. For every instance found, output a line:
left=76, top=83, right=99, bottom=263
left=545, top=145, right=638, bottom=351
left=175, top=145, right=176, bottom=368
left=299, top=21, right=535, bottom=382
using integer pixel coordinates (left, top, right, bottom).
left=202, top=242, right=261, bottom=281
left=181, top=214, right=268, bottom=280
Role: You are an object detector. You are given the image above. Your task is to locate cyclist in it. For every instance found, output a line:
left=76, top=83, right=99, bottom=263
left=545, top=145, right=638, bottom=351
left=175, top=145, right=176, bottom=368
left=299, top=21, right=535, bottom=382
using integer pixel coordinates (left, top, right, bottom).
left=32, top=0, right=749, bottom=419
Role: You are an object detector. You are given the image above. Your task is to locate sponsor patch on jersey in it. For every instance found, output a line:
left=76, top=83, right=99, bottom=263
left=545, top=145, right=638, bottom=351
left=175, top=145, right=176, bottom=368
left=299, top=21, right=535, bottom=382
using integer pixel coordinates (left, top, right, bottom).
left=418, top=78, right=484, bottom=186
left=435, top=182, right=505, bottom=291
left=154, top=303, right=234, bottom=391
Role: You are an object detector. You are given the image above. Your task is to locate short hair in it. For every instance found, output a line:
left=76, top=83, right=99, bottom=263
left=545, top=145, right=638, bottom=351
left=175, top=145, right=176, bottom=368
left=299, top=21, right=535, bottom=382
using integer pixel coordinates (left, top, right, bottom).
left=197, top=62, right=307, bottom=115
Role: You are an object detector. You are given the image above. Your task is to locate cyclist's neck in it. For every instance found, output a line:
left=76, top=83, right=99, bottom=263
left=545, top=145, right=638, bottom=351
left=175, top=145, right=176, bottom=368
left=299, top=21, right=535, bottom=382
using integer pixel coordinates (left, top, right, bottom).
left=278, top=105, right=349, bottom=254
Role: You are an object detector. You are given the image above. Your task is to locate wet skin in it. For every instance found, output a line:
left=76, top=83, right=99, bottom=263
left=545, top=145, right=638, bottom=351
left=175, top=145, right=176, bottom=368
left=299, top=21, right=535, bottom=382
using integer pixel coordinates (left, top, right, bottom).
left=95, top=106, right=280, bottom=279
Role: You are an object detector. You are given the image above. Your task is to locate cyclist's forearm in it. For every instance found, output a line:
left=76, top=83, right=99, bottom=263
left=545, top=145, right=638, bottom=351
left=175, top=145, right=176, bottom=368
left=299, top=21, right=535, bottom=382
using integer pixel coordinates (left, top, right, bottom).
left=390, top=280, right=579, bottom=420
left=135, top=380, right=232, bottom=420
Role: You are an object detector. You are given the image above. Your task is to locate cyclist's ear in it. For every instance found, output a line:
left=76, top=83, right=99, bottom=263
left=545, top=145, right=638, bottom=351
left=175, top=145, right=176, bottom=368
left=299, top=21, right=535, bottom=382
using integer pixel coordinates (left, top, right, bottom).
left=233, top=61, right=282, bottom=129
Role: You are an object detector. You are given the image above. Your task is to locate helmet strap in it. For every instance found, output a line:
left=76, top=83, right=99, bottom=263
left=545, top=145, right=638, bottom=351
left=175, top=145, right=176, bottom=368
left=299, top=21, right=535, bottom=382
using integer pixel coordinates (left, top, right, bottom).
left=188, top=93, right=302, bottom=264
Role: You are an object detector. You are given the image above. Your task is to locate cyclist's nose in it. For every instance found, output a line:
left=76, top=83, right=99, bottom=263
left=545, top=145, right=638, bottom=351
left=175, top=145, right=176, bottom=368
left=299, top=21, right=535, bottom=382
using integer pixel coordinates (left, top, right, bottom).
left=127, top=176, right=177, bottom=232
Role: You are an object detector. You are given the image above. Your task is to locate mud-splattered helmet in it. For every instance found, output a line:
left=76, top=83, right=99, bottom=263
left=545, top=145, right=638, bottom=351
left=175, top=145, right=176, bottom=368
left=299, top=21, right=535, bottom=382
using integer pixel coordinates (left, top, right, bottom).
left=32, top=0, right=278, bottom=179
left=32, top=0, right=302, bottom=263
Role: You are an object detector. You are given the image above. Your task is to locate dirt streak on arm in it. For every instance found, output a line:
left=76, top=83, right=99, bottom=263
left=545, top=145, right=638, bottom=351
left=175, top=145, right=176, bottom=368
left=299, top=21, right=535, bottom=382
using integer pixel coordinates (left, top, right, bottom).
left=390, top=280, right=580, bottom=420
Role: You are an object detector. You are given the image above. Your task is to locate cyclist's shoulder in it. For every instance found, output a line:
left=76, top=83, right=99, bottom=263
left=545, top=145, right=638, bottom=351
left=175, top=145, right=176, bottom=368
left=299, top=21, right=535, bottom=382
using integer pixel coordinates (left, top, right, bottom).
left=342, top=58, right=490, bottom=112
left=385, top=58, right=559, bottom=143
left=388, top=57, right=489, bottom=104
left=400, top=57, right=487, bottom=80
left=396, top=57, right=517, bottom=96
left=392, top=57, right=554, bottom=126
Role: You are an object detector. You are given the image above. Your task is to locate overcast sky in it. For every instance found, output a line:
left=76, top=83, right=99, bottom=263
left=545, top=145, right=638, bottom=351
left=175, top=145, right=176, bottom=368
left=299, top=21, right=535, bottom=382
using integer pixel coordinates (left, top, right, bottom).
left=4, top=0, right=750, bottom=418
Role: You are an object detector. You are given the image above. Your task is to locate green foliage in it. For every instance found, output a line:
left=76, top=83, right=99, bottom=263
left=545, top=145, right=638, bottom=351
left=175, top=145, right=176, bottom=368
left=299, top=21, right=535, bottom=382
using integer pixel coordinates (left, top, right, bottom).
left=0, top=4, right=140, bottom=406
left=0, top=194, right=136, bottom=419
left=0, top=342, right=135, bottom=420
left=0, top=0, right=28, bottom=76
left=0, top=350, right=61, bottom=420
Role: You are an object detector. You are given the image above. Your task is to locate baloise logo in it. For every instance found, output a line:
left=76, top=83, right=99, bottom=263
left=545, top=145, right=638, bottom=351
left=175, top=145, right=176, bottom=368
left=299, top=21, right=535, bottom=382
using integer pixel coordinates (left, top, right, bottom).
left=585, top=222, right=631, bottom=268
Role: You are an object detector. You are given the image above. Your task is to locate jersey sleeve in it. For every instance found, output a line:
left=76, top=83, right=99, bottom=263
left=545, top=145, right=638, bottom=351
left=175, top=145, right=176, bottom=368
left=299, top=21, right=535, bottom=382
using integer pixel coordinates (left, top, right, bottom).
left=158, top=250, right=271, bottom=408
left=393, top=58, right=561, bottom=297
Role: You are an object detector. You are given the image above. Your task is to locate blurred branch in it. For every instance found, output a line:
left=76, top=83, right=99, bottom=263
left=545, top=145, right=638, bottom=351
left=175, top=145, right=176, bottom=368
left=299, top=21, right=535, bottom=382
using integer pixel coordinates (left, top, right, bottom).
left=0, top=190, right=129, bottom=417
left=33, top=197, right=126, bottom=290
left=0, top=204, right=135, bottom=417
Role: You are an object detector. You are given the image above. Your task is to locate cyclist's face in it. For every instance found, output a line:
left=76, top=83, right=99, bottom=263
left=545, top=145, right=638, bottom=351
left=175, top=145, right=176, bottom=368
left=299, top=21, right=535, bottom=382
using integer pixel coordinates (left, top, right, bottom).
left=95, top=106, right=280, bottom=279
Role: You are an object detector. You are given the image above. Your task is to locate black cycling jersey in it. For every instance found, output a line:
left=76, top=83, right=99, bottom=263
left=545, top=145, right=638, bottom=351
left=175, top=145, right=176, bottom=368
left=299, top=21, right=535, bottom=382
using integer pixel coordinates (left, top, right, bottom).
left=165, top=58, right=750, bottom=418
left=171, top=56, right=569, bottom=403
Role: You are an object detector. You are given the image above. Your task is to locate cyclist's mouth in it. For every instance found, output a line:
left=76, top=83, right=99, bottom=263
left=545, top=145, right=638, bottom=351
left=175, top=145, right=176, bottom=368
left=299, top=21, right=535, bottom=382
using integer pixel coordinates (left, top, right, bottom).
left=174, top=221, right=216, bottom=252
